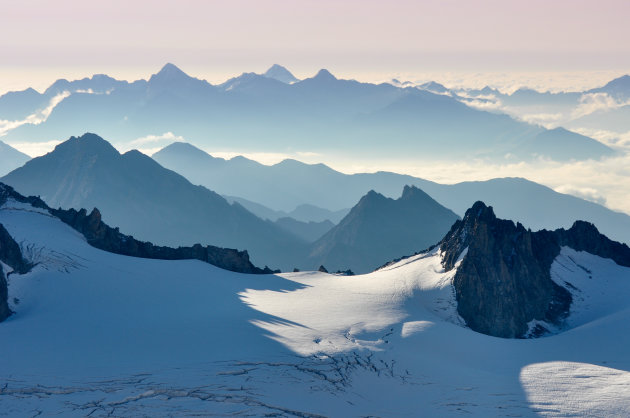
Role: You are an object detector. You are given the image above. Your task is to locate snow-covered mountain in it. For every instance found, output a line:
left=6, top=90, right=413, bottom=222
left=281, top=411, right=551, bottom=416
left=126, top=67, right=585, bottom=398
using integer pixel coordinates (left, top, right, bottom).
left=2, top=184, right=630, bottom=416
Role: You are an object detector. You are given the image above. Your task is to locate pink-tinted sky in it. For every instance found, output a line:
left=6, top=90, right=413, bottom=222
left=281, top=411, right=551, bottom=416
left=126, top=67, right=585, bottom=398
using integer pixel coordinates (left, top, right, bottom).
left=2, top=0, right=629, bottom=73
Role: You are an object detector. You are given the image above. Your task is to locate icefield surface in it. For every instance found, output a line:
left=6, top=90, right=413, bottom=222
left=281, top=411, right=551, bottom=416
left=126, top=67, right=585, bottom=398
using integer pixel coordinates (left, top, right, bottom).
left=1, top=199, right=630, bottom=416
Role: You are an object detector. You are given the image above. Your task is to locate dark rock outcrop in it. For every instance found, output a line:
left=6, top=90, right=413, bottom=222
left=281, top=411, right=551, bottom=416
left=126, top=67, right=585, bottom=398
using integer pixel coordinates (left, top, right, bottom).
left=0, top=223, right=32, bottom=322
left=0, top=223, right=31, bottom=274
left=0, top=265, right=9, bottom=323
left=52, top=207, right=271, bottom=274
left=440, top=201, right=630, bottom=338
left=0, top=182, right=274, bottom=274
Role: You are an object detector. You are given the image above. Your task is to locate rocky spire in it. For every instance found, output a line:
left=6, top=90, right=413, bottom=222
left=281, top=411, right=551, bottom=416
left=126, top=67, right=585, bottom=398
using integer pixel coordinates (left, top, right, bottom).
left=440, top=201, right=630, bottom=338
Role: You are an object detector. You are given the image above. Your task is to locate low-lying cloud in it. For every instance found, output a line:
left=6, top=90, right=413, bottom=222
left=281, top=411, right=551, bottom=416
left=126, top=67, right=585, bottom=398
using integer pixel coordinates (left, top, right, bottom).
left=0, top=91, right=70, bottom=137
left=572, top=93, right=630, bottom=120
left=117, top=132, right=187, bottom=155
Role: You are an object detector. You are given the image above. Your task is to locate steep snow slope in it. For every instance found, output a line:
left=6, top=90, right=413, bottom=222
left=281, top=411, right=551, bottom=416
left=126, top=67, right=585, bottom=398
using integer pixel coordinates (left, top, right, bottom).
left=1, top=200, right=630, bottom=416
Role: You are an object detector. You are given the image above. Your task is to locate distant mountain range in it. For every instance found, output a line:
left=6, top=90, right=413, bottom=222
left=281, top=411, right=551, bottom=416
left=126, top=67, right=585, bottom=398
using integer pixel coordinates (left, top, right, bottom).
left=153, top=140, right=630, bottom=245
left=444, top=74, right=630, bottom=137
left=4, top=133, right=630, bottom=273
left=0, top=63, right=614, bottom=162
left=224, top=195, right=349, bottom=224
left=0, top=134, right=461, bottom=272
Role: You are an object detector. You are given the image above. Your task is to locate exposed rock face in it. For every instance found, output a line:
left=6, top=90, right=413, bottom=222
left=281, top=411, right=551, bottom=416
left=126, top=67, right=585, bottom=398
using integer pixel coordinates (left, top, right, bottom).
left=0, top=265, right=8, bottom=323
left=441, top=201, right=630, bottom=338
left=0, top=182, right=275, bottom=275
left=555, top=221, right=630, bottom=267
left=0, top=223, right=31, bottom=274
left=0, top=223, right=32, bottom=322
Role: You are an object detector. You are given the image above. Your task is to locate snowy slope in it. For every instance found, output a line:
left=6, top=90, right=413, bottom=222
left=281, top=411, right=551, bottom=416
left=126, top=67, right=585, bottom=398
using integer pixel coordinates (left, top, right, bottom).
left=1, top=200, right=630, bottom=416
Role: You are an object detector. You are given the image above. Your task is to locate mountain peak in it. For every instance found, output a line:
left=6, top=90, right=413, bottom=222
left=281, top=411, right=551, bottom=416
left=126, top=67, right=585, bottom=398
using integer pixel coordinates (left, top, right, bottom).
left=437, top=199, right=630, bottom=339
left=156, top=141, right=205, bottom=155
left=313, top=69, right=337, bottom=81
left=159, top=62, right=185, bottom=75
left=400, top=185, right=431, bottom=200
left=604, top=74, right=630, bottom=87
left=263, top=64, right=298, bottom=84
left=419, top=81, right=449, bottom=93
left=53, top=133, right=120, bottom=158
left=149, top=63, right=194, bottom=84
left=360, top=189, right=386, bottom=203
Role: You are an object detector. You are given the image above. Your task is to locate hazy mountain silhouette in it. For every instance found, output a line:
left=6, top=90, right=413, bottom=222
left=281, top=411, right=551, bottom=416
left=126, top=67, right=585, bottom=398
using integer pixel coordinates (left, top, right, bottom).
left=0, top=88, right=49, bottom=120
left=0, top=64, right=613, bottom=161
left=515, top=127, right=614, bottom=160
left=418, top=81, right=450, bottom=94
left=275, top=217, right=334, bottom=243
left=153, top=141, right=630, bottom=245
left=1, top=133, right=307, bottom=268
left=223, top=195, right=349, bottom=224
left=0, top=141, right=30, bottom=176
left=305, top=186, right=460, bottom=273
left=567, top=104, right=630, bottom=134
left=288, top=204, right=349, bottom=224
left=587, top=74, right=630, bottom=101
left=263, top=64, right=299, bottom=84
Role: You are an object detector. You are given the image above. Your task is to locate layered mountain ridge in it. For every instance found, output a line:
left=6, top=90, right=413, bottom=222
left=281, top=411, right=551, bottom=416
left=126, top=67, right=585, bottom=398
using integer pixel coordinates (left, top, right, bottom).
left=0, top=63, right=614, bottom=162
left=1, top=133, right=307, bottom=269
left=153, top=140, right=630, bottom=245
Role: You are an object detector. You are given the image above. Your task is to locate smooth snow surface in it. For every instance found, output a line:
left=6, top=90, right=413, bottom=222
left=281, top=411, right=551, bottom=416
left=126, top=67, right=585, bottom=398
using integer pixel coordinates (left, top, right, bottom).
left=1, top=202, right=630, bottom=416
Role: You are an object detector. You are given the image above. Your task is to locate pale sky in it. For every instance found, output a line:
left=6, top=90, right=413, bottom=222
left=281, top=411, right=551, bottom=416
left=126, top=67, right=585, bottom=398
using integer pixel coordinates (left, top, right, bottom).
left=1, top=0, right=629, bottom=92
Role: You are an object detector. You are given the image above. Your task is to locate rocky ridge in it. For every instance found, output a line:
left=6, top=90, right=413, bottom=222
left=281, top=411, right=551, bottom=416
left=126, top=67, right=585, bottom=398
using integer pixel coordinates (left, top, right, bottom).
left=440, top=201, right=630, bottom=338
left=0, top=183, right=274, bottom=277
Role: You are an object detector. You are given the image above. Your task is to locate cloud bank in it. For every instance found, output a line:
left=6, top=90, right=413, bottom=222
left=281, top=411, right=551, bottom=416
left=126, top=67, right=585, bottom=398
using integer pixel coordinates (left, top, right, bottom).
left=0, top=91, right=70, bottom=137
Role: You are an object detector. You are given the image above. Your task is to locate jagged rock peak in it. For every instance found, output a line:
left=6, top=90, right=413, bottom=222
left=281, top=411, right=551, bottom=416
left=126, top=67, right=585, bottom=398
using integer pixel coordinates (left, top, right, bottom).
left=357, top=190, right=387, bottom=205
left=439, top=200, right=630, bottom=339
left=440, top=201, right=571, bottom=338
left=440, top=201, right=508, bottom=270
